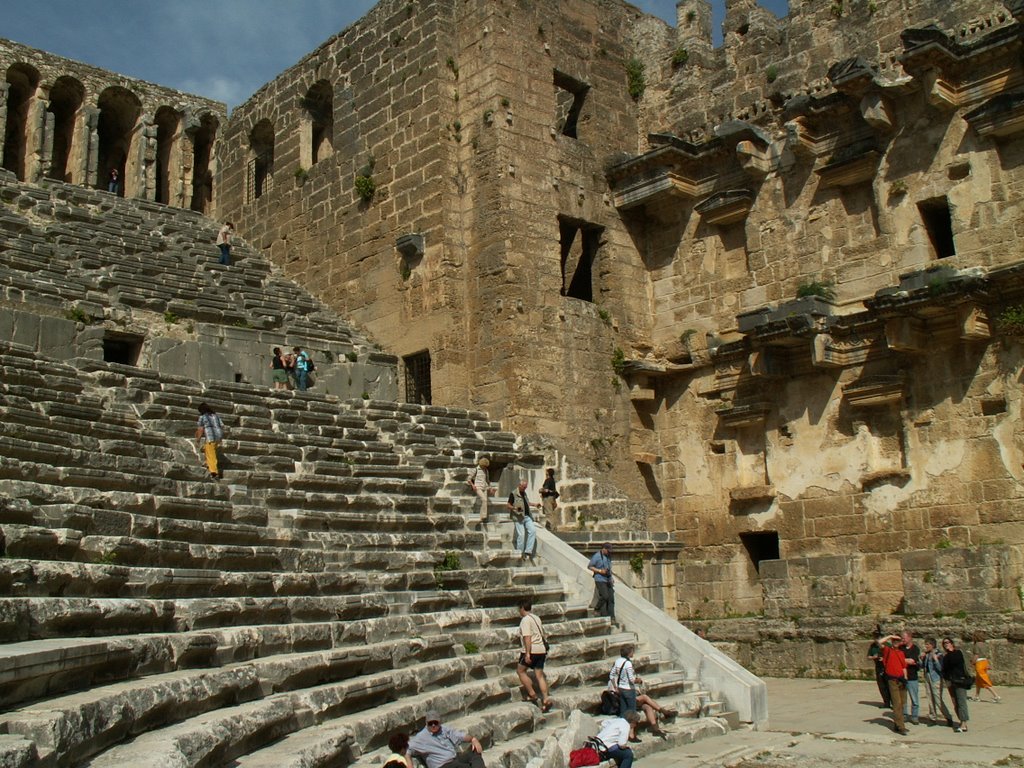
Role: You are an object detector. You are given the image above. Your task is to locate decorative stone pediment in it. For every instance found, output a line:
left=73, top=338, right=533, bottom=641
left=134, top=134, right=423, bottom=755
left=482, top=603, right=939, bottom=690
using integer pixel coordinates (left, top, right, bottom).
left=828, top=57, right=877, bottom=95
left=843, top=375, right=905, bottom=407
left=694, top=189, right=754, bottom=226
left=964, top=92, right=1024, bottom=139
left=811, top=333, right=875, bottom=368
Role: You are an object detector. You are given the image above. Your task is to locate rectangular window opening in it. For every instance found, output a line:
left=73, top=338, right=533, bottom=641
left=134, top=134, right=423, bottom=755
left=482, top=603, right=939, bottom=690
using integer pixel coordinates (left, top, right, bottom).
left=102, top=333, right=143, bottom=366
left=404, top=350, right=432, bottom=405
left=918, top=197, right=955, bottom=259
left=739, top=531, right=780, bottom=574
left=553, top=71, right=589, bottom=140
left=558, top=215, right=603, bottom=303
left=247, top=151, right=274, bottom=201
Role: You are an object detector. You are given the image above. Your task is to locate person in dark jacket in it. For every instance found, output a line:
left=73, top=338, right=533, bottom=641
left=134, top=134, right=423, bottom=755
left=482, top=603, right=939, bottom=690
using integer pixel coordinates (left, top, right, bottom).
left=939, top=637, right=970, bottom=732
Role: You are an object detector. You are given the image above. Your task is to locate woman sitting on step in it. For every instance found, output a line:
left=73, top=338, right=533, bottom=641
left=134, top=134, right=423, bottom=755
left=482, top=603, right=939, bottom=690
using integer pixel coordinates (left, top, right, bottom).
left=608, top=644, right=677, bottom=742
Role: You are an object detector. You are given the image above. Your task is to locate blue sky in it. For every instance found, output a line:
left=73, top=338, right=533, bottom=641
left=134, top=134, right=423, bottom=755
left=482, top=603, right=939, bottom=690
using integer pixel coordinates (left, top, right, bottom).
left=3, top=1, right=788, bottom=110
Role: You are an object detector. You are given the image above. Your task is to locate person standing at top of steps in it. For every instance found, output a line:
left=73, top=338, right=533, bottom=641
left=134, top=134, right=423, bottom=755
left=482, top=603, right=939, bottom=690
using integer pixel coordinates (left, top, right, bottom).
left=507, top=479, right=538, bottom=561
left=195, top=402, right=225, bottom=480
left=593, top=710, right=642, bottom=768
left=589, top=542, right=615, bottom=621
left=292, top=346, right=312, bottom=391
left=516, top=601, right=553, bottom=713
left=216, top=220, right=234, bottom=265
left=466, top=457, right=494, bottom=523
left=408, top=710, right=485, bottom=768
left=539, top=467, right=558, bottom=527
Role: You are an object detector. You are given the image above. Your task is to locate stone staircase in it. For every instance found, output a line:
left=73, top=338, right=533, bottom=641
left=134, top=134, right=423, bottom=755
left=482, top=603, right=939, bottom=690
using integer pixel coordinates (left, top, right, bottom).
left=0, top=176, right=745, bottom=766
left=0, top=343, right=734, bottom=767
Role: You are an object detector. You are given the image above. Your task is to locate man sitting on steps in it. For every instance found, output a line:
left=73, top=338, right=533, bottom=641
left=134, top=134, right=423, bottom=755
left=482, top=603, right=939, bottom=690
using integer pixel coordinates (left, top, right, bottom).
left=408, top=710, right=485, bottom=768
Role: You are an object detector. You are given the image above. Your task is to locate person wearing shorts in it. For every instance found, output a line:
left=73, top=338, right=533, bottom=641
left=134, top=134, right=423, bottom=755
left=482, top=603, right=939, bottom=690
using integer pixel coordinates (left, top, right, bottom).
left=516, top=601, right=552, bottom=712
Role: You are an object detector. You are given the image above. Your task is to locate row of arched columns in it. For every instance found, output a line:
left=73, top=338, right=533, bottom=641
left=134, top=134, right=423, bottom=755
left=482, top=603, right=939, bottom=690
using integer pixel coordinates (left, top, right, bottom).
left=1, top=62, right=221, bottom=213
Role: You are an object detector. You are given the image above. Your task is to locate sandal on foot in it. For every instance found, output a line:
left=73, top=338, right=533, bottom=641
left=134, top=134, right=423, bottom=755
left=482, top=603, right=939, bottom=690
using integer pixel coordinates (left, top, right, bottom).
left=541, top=699, right=553, bottom=713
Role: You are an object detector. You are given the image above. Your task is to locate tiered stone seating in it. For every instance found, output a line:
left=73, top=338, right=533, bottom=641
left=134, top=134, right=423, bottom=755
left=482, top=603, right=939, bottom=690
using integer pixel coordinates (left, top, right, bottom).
left=0, top=342, right=732, bottom=767
left=0, top=174, right=740, bottom=766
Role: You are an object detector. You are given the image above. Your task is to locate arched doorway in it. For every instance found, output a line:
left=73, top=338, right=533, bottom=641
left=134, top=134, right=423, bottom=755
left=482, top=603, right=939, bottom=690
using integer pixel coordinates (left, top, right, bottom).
left=47, top=75, right=84, bottom=182
left=3, top=63, right=40, bottom=180
left=248, top=119, right=274, bottom=201
left=190, top=113, right=217, bottom=213
left=154, top=106, right=179, bottom=205
left=303, top=80, right=334, bottom=166
left=97, top=86, right=141, bottom=196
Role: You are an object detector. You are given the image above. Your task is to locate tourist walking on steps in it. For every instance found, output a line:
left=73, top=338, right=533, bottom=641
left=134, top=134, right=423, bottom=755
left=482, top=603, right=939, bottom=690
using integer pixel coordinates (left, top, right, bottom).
left=589, top=542, right=615, bottom=621
left=922, top=637, right=944, bottom=723
left=270, top=347, right=289, bottom=390
left=593, top=711, right=642, bottom=768
left=292, top=346, right=311, bottom=391
left=408, top=710, right=485, bottom=768
left=539, top=467, right=558, bottom=526
left=940, top=637, right=970, bottom=732
left=880, top=633, right=908, bottom=735
left=216, top=220, right=234, bottom=265
left=867, top=630, right=891, bottom=708
left=609, top=644, right=676, bottom=741
left=383, top=732, right=413, bottom=768
left=516, top=601, right=553, bottom=713
left=466, top=457, right=493, bottom=523
left=107, top=167, right=119, bottom=194
left=195, top=403, right=225, bottom=480
left=900, top=630, right=921, bottom=725
left=507, top=479, right=537, bottom=560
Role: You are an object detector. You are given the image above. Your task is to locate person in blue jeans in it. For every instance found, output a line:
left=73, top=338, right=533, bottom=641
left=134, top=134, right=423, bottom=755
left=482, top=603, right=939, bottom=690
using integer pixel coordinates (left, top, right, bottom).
left=292, top=346, right=310, bottom=391
left=507, top=479, right=537, bottom=560
left=900, top=630, right=921, bottom=725
left=588, top=542, right=615, bottom=620
left=594, top=711, right=641, bottom=768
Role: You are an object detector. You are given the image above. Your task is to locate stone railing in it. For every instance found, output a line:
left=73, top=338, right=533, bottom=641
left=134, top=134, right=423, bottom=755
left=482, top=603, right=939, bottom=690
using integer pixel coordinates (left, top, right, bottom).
left=535, top=527, right=768, bottom=726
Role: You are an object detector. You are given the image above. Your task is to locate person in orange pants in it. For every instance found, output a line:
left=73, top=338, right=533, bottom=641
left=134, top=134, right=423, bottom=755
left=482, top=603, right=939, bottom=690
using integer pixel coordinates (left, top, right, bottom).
left=195, top=403, right=225, bottom=479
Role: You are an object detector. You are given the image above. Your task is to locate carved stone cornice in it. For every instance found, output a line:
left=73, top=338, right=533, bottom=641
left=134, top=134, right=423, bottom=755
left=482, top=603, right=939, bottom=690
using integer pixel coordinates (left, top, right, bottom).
left=716, top=400, right=772, bottom=428
left=811, top=332, right=878, bottom=368
left=606, top=139, right=724, bottom=210
left=964, top=91, right=1024, bottom=139
left=815, top=146, right=883, bottom=188
left=843, top=375, right=905, bottom=408
left=694, top=189, right=754, bottom=226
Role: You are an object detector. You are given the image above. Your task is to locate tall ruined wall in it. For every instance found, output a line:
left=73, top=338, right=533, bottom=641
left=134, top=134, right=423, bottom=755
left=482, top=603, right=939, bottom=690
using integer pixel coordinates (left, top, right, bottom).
left=0, top=38, right=223, bottom=211
left=605, top=0, right=1024, bottom=618
left=218, top=0, right=667, bottom=511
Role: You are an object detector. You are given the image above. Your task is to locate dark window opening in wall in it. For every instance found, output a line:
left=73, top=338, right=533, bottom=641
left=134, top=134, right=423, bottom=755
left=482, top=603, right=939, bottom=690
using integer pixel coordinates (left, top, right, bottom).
left=553, top=71, right=589, bottom=139
left=3, top=63, right=40, bottom=181
left=154, top=106, right=179, bottom=205
left=918, top=197, right=955, bottom=259
left=247, top=119, right=275, bottom=201
left=190, top=114, right=217, bottom=213
left=303, top=80, right=334, bottom=166
left=559, top=216, right=603, bottom=302
left=46, top=75, right=84, bottom=183
left=97, top=86, right=142, bottom=197
left=102, top=334, right=143, bottom=366
left=404, top=350, right=432, bottom=405
left=739, top=531, right=780, bottom=574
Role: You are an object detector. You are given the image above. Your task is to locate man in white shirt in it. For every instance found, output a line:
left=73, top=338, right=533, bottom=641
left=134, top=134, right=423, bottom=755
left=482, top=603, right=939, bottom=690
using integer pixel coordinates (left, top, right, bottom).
left=216, top=221, right=234, bottom=265
left=594, top=710, right=641, bottom=768
left=516, top=601, right=551, bottom=712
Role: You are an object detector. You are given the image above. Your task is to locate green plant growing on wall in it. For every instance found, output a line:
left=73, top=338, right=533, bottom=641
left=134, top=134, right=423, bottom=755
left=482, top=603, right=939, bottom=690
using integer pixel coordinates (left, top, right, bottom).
left=400, top=263, right=412, bottom=281
left=463, top=641, right=479, bottom=654
left=671, top=47, right=689, bottom=67
left=597, top=308, right=612, bottom=325
left=355, top=158, right=376, bottom=202
left=996, top=304, right=1024, bottom=337
left=889, top=179, right=908, bottom=196
left=765, top=65, right=778, bottom=83
left=65, top=306, right=89, bottom=324
left=868, top=1, right=877, bottom=14
left=294, top=167, right=308, bottom=182
left=795, top=280, right=836, bottom=301
left=611, top=347, right=627, bottom=376
left=629, top=553, right=644, bottom=576
left=164, top=311, right=180, bottom=325
left=935, top=537, right=953, bottom=549
left=346, top=351, right=358, bottom=362
left=446, top=56, right=459, bottom=78
left=626, top=58, right=646, bottom=100
left=686, top=9, right=696, bottom=23
left=830, top=1, right=844, bottom=18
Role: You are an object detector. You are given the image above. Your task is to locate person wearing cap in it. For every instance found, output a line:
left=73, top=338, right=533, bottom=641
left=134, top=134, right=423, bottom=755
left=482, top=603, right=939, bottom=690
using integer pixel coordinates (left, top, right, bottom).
left=407, top=710, right=485, bottom=768
left=588, top=542, right=615, bottom=621
left=466, top=457, right=494, bottom=524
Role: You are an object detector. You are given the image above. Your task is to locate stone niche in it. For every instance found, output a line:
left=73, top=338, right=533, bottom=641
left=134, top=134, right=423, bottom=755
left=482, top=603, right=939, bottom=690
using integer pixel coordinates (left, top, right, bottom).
left=902, top=546, right=1024, bottom=616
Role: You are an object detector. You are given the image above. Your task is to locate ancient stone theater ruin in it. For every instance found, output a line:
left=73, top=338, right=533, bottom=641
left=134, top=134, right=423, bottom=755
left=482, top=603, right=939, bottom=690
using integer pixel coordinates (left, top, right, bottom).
left=0, top=0, right=1022, bottom=763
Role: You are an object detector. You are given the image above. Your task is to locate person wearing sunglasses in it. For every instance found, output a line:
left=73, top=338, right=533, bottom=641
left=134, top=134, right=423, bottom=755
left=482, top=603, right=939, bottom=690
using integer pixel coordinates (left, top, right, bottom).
left=408, top=710, right=485, bottom=768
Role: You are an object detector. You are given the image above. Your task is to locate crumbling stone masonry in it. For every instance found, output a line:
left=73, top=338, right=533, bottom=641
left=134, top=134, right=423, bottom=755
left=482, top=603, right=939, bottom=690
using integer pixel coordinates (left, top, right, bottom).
left=0, top=38, right=224, bottom=212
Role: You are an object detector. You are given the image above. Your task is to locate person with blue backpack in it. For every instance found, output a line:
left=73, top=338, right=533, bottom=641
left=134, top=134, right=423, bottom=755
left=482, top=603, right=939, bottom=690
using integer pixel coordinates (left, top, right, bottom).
left=292, top=346, right=314, bottom=391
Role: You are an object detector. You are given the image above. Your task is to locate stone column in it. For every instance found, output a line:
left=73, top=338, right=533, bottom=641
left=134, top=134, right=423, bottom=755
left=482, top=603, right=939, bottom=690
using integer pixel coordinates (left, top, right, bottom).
left=83, top=106, right=99, bottom=187
left=40, top=95, right=55, bottom=180
left=0, top=82, right=8, bottom=171
left=25, top=85, right=48, bottom=182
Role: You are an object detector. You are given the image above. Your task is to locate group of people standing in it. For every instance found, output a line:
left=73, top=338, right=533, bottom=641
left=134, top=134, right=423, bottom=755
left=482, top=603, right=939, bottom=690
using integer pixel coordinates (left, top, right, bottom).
left=869, top=629, right=1001, bottom=735
left=270, top=346, right=314, bottom=391
left=467, top=461, right=559, bottom=561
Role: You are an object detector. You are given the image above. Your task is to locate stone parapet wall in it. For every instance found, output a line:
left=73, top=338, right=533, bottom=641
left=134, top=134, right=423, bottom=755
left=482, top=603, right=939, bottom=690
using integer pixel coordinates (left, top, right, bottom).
left=703, top=614, right=1024, bottom=685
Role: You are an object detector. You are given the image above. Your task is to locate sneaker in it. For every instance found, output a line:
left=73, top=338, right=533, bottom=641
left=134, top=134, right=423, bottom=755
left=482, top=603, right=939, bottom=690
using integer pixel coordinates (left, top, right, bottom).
left=955, top=726, right=968, bottom=733
left=896, top=729, right=908, bottom=735
left=910, top=718, right=919, bottom=725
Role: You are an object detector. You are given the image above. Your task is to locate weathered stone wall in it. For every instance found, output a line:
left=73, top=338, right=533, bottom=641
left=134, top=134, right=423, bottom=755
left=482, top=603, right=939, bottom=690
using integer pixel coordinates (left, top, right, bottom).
left=703, top=613, right=1024, bottom=685
left=0, top=38, right=224, bottom=210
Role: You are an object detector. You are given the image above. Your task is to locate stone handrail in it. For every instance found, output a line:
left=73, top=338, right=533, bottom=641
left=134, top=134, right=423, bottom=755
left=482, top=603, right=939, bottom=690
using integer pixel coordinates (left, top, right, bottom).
left=536, top=527, right=768, bottom=727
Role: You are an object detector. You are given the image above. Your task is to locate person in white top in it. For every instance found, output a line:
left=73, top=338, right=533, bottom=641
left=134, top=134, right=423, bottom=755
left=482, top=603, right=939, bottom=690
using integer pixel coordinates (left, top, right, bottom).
left=516, top=601, right=552, bottom=712
left=593, top=711, right=642, bottom=768
left=608, top=644, right=676, bottom=741
left=216, top=221, right=234, bottom=265
left=466, top=457, right=494, bottom=523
